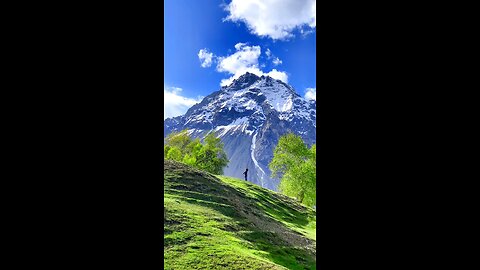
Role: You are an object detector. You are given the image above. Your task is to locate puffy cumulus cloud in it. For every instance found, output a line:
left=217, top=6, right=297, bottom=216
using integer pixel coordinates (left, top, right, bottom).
left=216, top=43, right=261, bottom=74
left=305, top=87, right=316, bottom=101
left=272, top=57, right=282, bottom=66
left=198, top=48, right=214, bottom=68
left=215, top=43, right=288, bottom=86
left=224, top=0, right=316, bottom=40
left=164, top=86, right=203, bottom=119
left=266, top=69, right=288, bottom=82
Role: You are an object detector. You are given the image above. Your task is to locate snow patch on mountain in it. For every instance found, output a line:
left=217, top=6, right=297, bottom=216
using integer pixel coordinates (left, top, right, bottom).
left=260, top=86, right=293, bottom=112
left=251, top=130, right=266, bottom=188
left=214, top=117, right=252, bottom=137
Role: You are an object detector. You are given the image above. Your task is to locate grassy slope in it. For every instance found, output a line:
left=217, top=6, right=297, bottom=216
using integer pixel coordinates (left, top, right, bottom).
left=164, top=160, right=316, bottom=270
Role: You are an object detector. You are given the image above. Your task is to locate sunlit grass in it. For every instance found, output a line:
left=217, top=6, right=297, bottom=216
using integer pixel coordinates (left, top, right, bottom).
left=164, top=160, right=316, bottom=270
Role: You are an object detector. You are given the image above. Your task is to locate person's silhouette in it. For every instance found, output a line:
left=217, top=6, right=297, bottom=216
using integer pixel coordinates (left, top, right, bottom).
left=243, top=168, right=248, bottom=181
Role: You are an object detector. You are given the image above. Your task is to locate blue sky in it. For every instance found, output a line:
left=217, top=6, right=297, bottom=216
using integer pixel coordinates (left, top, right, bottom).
left=164, top=0, right=316, bottom=119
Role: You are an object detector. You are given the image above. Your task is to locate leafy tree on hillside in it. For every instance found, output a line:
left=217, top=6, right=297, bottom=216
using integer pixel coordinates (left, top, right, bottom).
left=269, top=133, right=310, bottom=177
left=269, top=133, right=316, bottom=207
left=166, top=146, right=183, bottom=161
left=164, top=145, right=171, bottom=157
left=196, top=133, right=229, bottom=174
left=182, top=139, right=203, bottom=166
left=165, top=129, right=192, bottom=155
left=164, top=131, right=229, bottom=175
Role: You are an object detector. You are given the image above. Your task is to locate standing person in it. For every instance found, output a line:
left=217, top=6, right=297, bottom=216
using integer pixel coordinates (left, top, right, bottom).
left=243, top=168, right=248, bottom=181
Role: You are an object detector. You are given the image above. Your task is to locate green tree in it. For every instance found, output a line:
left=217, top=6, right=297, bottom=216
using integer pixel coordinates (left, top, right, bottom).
left=166, top=146, right=183, bottom=161
left=182, top=153, right=196, bottom=166
left=269, top=134, right=316, bottom=207
left=164, top=131, right=229, bottom=175
left=196, top=133, right=229, bottom=174
left=186, top=138, right=203, bottom=156
left=182, top=138, right=202, bottom=166
left=164, top=145, right=171, bottom=157
left=269, top=133, right=310, bottom=178
left=165, top=129, right=192, bottom=156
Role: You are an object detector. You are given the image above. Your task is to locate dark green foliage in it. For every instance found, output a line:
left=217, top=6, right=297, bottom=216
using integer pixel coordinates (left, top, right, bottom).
left=164, top=130, right=229, bottom=175
left=269, top=133, right=316, bottom=207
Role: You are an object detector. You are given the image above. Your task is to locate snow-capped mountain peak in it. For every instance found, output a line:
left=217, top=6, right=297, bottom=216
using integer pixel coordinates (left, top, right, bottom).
left=164, top=72, right=316, bottom=191
left=177, top=73, right=311, bottom=127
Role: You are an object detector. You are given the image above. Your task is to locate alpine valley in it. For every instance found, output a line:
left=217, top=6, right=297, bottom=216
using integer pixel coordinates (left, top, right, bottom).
left=164, top=72, right=316, bottom=191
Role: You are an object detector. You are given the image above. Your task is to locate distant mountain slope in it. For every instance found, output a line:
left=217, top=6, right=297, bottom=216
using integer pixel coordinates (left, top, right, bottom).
left=164, top=160, right=316, bottom=270
left=164, top=72, right=316, bottom=191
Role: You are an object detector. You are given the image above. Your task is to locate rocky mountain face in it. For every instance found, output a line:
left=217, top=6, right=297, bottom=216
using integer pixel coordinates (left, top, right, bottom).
left=164, top=72, right=316, bottom=191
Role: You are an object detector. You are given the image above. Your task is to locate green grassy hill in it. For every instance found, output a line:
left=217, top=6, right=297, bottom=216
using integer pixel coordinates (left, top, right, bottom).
left=164, top=160, right=316, bottom=270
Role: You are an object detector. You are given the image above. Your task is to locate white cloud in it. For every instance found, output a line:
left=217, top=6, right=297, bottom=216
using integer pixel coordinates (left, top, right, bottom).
left=265, top=48, right=282, bottom=65
left=224, top=0, right=316, bottom=40
left=300, top=28, right=315, bottom=37
left=305, top=87, right=316, bottom=101
left=234, top=42, right=247, bottom=50
left=219, top=66, right=263, bottom=87
left=198, top=48, right=214, bottom=68
left=215, top=43, right=288, bottom=86
left=266, top=69, right=288, bottom=83
left=164, top=86, right=203, bottom=119
left=216, top=43, right=261, bottom=74
left=272, top=57, right=282, bottom=66
left=265, top=48, right=272, bottom=58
